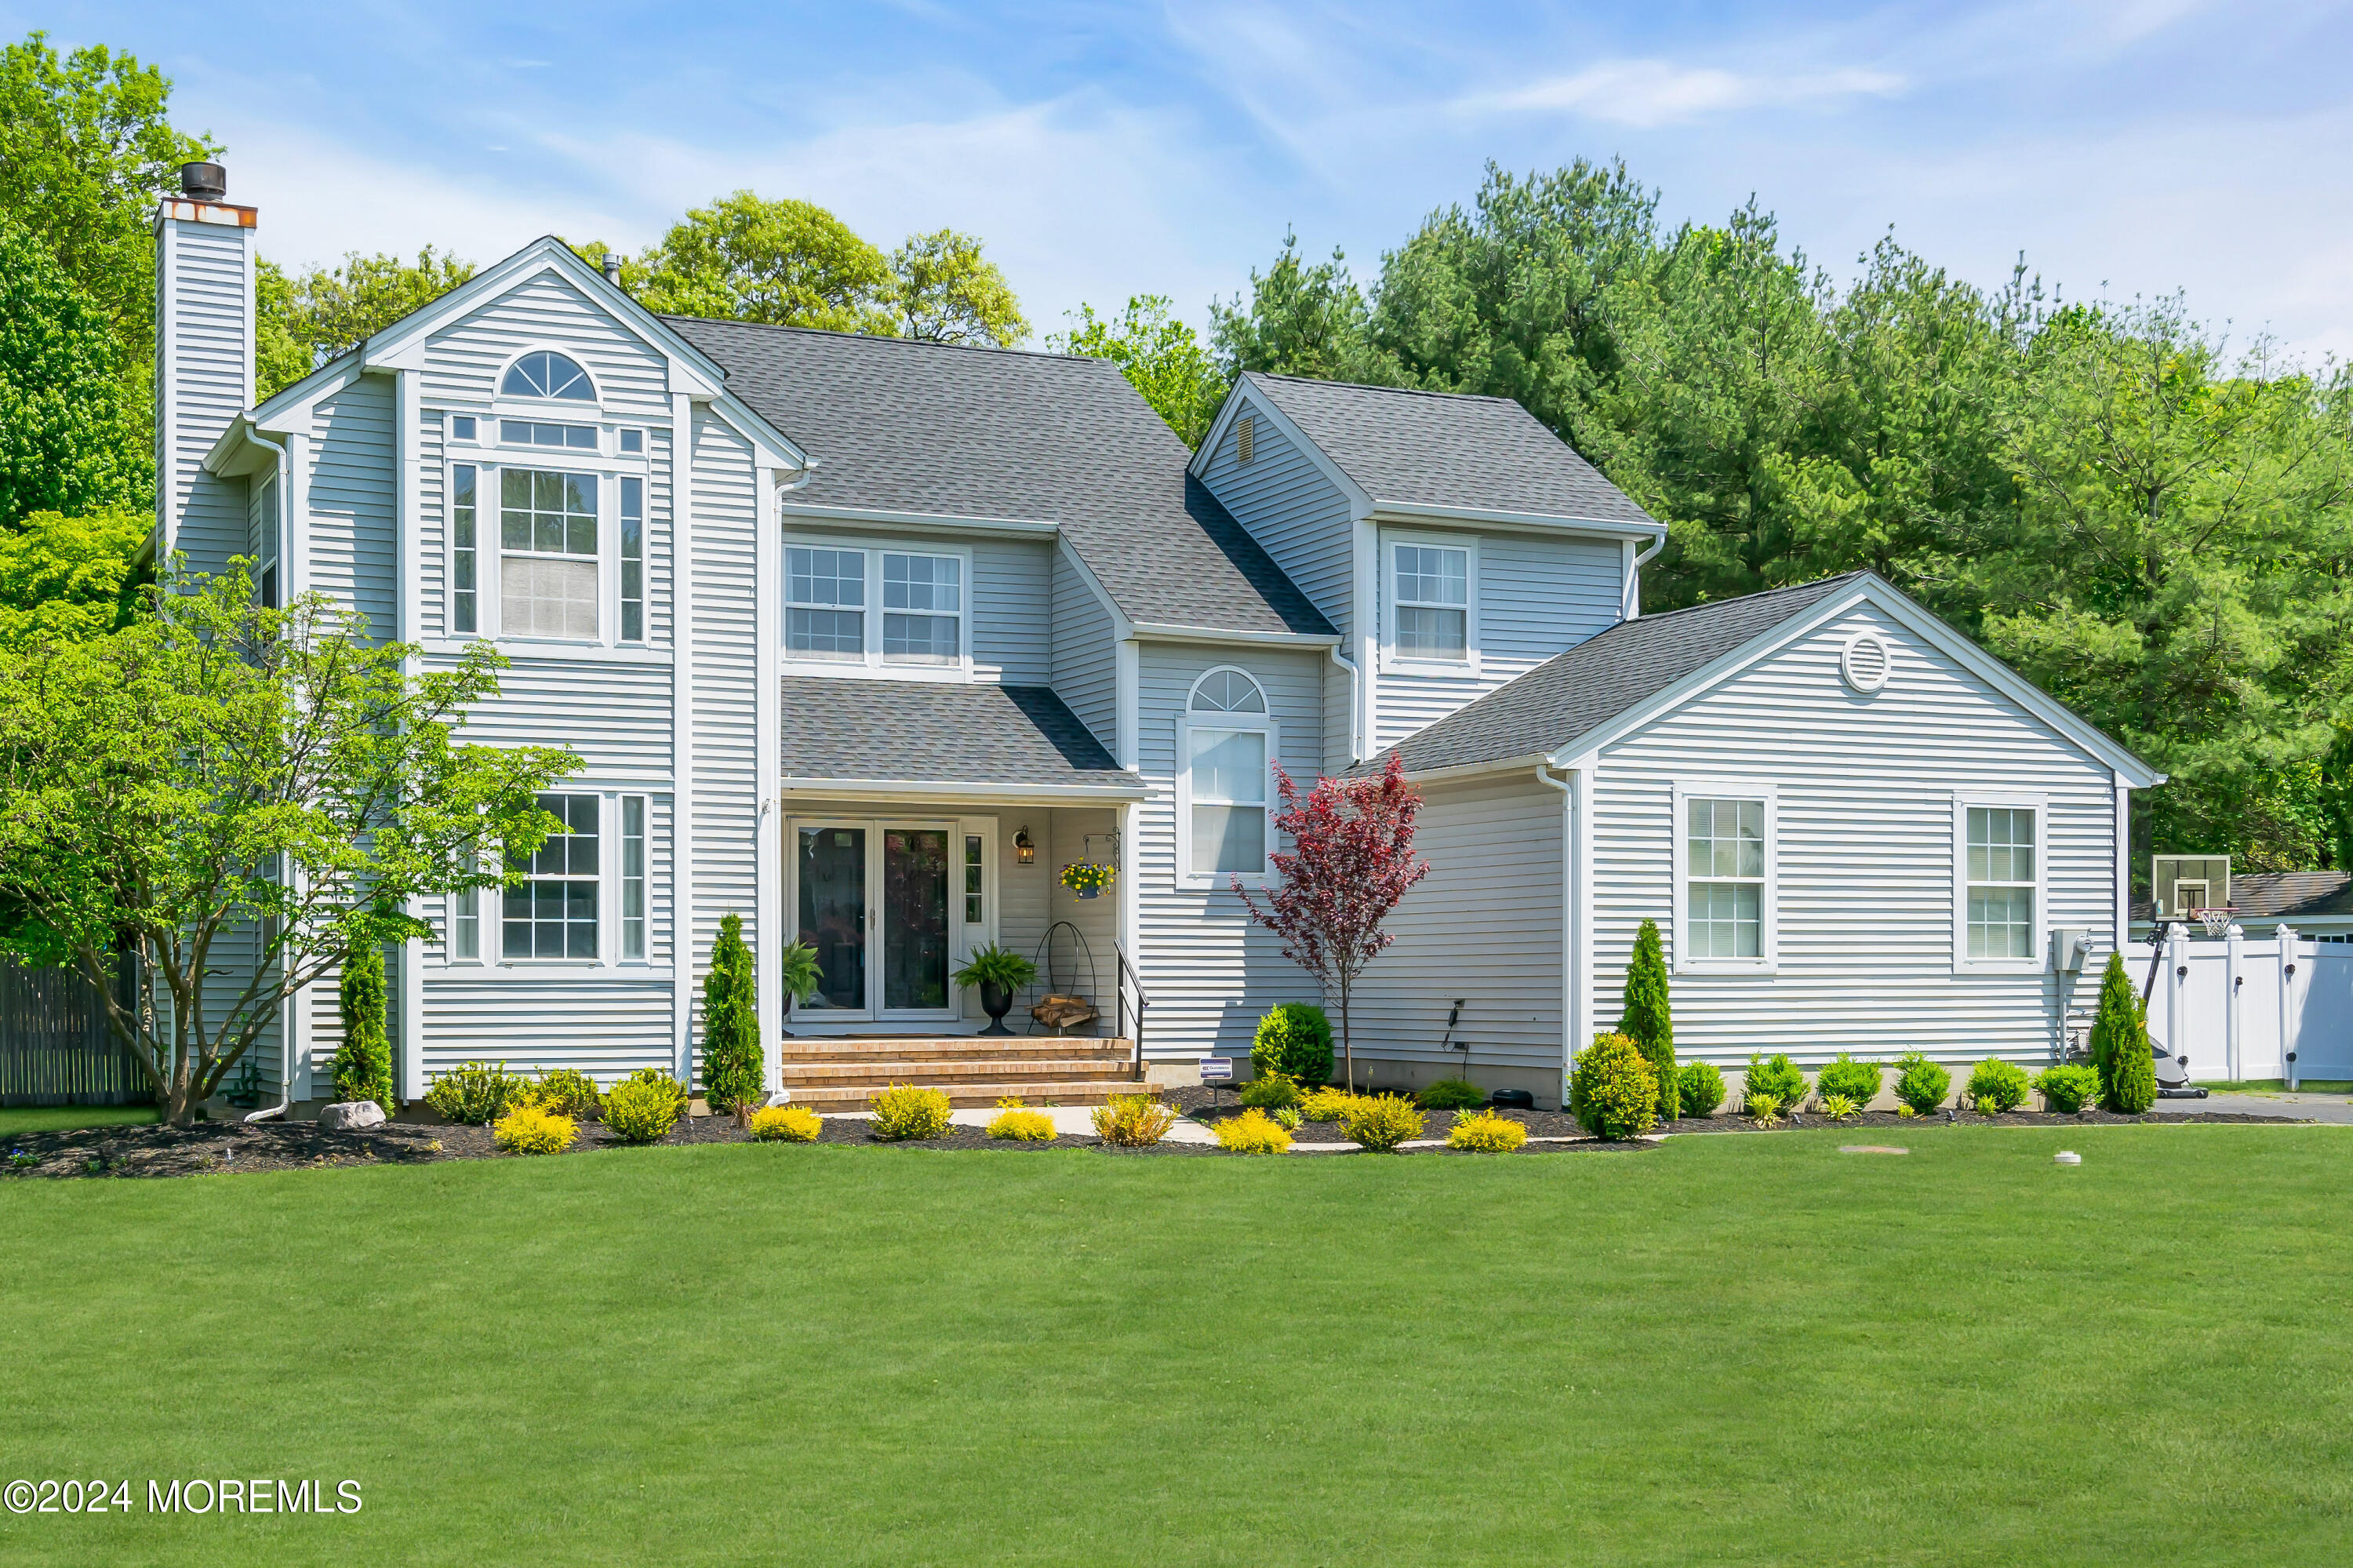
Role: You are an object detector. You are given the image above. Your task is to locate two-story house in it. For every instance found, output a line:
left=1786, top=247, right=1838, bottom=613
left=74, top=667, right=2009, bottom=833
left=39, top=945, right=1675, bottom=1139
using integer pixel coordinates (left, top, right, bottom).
left=155, top=165, right=2160, bottom=1115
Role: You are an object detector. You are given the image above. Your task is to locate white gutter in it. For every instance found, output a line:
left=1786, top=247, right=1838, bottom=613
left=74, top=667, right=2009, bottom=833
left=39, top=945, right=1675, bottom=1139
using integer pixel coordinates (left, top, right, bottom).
left=244, top=427, right=295, bottom=1123
left=776, top=458, right=820, bottom=496
left=1127, top=622, right=1341, bottom=649
left=776, top=777, right=1149, bottom=803
left=1533, top=766, right=1574, bottom=1108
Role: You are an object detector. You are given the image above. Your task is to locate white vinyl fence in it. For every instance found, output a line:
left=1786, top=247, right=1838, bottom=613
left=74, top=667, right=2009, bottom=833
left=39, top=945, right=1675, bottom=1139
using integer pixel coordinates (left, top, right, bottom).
left=2142, top=926, right=2353, bottom=1085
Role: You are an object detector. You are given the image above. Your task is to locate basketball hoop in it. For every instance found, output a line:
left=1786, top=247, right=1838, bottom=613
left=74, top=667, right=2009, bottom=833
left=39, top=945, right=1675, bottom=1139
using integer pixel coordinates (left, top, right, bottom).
left=2189, top=907, right=2232, bottom=938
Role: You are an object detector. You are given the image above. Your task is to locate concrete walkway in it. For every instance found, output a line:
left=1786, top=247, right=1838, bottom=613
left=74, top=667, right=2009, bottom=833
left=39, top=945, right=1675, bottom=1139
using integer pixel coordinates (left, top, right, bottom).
left=2150, top=1090, right=2353, bottom=1125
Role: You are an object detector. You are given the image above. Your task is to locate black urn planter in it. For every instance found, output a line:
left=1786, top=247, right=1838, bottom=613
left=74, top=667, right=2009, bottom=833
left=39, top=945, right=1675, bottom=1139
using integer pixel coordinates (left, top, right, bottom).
left=978, top=981, right=1017, bottom=1036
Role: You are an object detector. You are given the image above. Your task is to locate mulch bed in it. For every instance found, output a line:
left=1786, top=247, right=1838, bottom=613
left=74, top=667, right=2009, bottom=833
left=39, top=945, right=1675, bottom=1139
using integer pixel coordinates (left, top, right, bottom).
left=0, top=1095, right=2298, bottom=1181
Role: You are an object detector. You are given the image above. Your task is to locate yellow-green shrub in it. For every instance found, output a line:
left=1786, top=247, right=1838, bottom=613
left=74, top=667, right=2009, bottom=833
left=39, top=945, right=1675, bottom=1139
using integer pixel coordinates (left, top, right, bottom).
left=1237, top=1071, right=1300, bottom=1109
left=987, top=1106, right=1056, bottom=1141
left=529, top=1067, right=605, bottom=1120
left=1215, top=1108, right=1293, bottom=1154
left=1344, top=1093, right=1426, bottom=1152
left=1091, top=1093, right=1176, bottom=1146
left=1446, top=1108, right=1528, bottom=1152
left=1300, top=1086, right=1362, bottom=1122
left=603, top=1077, right=683, bottom=1144
left=868, top=1084, right=955, bottom=1141
left=749, top=1104, right=820, bottom=1142
left=493, top=1104, right=576, bottom=1155
left=1570, top=1031, right=1660, bottom=1141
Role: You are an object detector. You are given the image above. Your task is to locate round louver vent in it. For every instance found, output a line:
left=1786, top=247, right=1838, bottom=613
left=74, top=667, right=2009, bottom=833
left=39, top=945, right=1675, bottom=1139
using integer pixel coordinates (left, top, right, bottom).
left=1840, top=631, right=1893, bottom=693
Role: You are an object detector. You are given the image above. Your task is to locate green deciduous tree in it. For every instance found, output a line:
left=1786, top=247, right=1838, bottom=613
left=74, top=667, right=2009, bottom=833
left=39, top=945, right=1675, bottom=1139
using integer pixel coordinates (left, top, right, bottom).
left=1052, top=295, right=1225, bottom=448
left=889, top=229, right=1027, bottom=347
left=0, top=566, right=577, bottom=1123
left=333, top=940, right=393, bottom=1111
left=1617, top=916, right=1677, bottom=1120
left=0, top=216, right=148, bottom=526
left=256, top=247, right=476, bottom=398
left=623, top=191, right=897, bottom=333
left=701, top=911, right=761, bottom=1117
left=0, top=508, right=146, bottom=645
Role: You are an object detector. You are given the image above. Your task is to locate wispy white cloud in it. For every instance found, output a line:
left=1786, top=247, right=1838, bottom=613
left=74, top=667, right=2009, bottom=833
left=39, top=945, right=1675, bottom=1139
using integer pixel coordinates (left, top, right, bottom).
left=1462, top=58, right=1905, bottom=128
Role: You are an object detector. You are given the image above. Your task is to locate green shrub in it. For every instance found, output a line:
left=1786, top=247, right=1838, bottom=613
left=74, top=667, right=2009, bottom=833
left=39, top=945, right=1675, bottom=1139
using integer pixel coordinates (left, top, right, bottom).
left=1893, top=1051, right=1951, bottom=1115
left=1743, top=1052, right=1807, bottom=1114
left=530, top=1068, right=605, bottom=1120
left=424, top=1060, right=529, bottom=1125
left=1270, top=1104, right=1302, bottom=1130
left=986, top=1105, right=1056, bottom=1142
left=1251, top=1004, right=1334, bottom=1087
left=1343, top=1094, right=1426, bottom=1151
left=1571, top=1032, right=1660, bottom=1141
left=493, top=1104, right=575, bottom=1155
left=622, top=1066, right=689, bottom=1119
left=2033, top=1063, right=2101, bottom=1114
left=1417, top=1077, right=1485, bottom=1110
left=700, top=912, right=762, bottom=1115
left=332, top=942, right=394, bottom=1111
left=1676, top=1060, right=1727, bottom=1118
left=1966, top=1058, right=2031, bottom=1114
left=1237, top=1071, right=1300, bottom=1109
left=1745, top=1092, right=1784, bottom=1126
left=1818, top=1093, right=1860, bottom=1122
left=1215, top=1108, right=1293, bottom=1154
left=2089, top=952, right=2156, bottom=1113
left=868, top=1084, right=955, bottom=1141
left=1446, top=1109, right=1528, bottom=1152
left=1092, top=1093, right=1176, bottom=1147
left=604, top=1077, right=684, bottom=1144
left=1300, top=1085, right=1362, bottom=1122
left=749, top=1104, right=821, bottom=1142
left=1618, top=917, right=1678, bottom=1121
left=1814, top=1053, right=1882, bottom=1108
left=952, top=943, right=1038, bottom=991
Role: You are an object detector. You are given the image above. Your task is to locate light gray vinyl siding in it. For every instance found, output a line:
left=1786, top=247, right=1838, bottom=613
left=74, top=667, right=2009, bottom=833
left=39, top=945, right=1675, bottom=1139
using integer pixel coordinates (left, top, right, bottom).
left=1376, top=529, right=1622, bottom=749
left=419, top=269, right=671, bottom=420
left=304, top=373, right=397, bottom=641
left=421, top=978, right=675, bottom=1081
left=1050, top=550, right=1115, bottom=747
left=1348, top=773, right=1564, bottom=1075
left=689, top=409, right=761, bottom=1064
left=1591, top=604, right=2119, bottom=1071
left=158, top=216, right=251, bottom=577
left=453, top=655, right=674, bottom=777
left=1132, top=642, right=1326, bottom=1057
left=1197, top=397, right=1356, bottom=638
left=779, top=524, right=1049, bottom=682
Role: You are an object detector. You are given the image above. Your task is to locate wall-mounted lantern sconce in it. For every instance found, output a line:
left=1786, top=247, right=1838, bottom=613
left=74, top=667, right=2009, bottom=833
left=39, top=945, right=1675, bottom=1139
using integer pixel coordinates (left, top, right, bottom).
left=1014, top=827, right=1035, bottom=864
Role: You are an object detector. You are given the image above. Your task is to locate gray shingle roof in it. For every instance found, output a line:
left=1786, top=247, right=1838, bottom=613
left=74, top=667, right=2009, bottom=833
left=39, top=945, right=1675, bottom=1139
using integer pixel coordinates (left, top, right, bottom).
left=1244, top=372, right=1657, bottom=526
left=1365, top=573, right=1866, bottom=776
left=2131, top=871, right=2353, bottom=924
left=664, top=318, right=1333, bottom=638
left=780, top=678, right=1140, bottom=790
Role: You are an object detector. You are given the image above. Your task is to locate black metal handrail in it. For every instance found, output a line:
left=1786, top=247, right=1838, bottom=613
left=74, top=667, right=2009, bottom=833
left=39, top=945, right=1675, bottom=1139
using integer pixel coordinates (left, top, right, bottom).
left=1115, top=942, right=1148, bottom=1081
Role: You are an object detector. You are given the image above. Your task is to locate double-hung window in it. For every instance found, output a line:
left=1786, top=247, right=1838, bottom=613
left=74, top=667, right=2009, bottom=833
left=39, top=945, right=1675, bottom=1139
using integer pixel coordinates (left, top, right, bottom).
left=1181, top=668, right=1273, bottom=884
left=1389, top=540, right=1471, bottom=663
left=505, top=793, right=600, bottom=959
left=1678, top=786, right=1773, bottom=968
left=1961, top=801, right=2039, bottom=964
left=501, top=469, right=598, bottom=638
left=784, top=544, right=967, bottom=671
left=882, top=552, right=962, bottom=664
left=787, top=547, right=865, bottom=658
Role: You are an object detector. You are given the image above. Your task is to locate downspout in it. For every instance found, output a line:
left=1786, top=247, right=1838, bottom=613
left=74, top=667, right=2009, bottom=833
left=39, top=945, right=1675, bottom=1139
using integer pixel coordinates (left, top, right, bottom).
left=245, top=425, right=295, bottom=1122
left=1534, top=766, right=1573, bottom=1108
left=1329, top=642, right=1362, bottom=766
left=1623, top=533, right=1665, bottom=620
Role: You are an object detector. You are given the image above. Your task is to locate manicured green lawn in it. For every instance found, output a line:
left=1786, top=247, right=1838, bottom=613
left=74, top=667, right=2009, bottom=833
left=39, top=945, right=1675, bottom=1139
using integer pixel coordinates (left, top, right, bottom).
left=2, top=1126, right=2348, bottom=1566
left=0, top=1104, right=156, bottom=1137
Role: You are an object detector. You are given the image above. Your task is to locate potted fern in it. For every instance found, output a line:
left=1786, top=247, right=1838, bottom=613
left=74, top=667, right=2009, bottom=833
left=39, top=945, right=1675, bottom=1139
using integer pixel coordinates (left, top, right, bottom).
left=953, top=944, right=1038, bottom=1035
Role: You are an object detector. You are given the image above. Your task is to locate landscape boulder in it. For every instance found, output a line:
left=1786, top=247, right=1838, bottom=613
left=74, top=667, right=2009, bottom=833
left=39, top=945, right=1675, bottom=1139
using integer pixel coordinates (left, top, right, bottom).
left=317, top=1101, right=386, bottom=1131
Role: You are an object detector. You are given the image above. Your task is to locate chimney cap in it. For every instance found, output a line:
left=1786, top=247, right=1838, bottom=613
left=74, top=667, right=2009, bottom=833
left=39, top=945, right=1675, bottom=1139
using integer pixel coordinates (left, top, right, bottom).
left=602, top=253, right=622, bottom=286
left=180, top=162, right=228, bottom=201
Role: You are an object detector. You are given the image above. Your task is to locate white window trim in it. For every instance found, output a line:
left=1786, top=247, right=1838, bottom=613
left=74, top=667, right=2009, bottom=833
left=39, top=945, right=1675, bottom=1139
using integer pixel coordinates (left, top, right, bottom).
left=440, top=788, right=670, bottom=974
left=784, top=814, right=970, bottom=1022
left=497, top=790, right=609, bottom=967
left=448, top=457, right=653, bottom=650
left=1175, top=665, right=1277, bottom=892
left=780, top=536, right=975, bottom=681
left=1671, top=779, right=1779, bottom=974
left=494, top=346, right=602, bottom=407
left=1953, top=790, right=2048, bottom=975
left=1379, top=529, right=1479, bottom=674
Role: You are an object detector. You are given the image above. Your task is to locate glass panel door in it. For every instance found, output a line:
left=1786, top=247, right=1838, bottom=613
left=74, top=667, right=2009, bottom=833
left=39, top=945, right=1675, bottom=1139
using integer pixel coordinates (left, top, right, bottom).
left=882, top=828, right=951, bottom=1013
left=796, top=824, right=867, bottom=1012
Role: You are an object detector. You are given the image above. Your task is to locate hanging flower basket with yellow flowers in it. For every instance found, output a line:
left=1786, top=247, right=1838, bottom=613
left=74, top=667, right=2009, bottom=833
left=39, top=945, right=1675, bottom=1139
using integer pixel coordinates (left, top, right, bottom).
left=1060, top=861, right=1115, bottom=899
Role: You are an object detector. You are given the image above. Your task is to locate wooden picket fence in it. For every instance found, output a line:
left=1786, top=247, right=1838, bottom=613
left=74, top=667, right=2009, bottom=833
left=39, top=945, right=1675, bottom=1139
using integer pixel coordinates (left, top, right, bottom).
left=0, top=955, right=150, bottom=1107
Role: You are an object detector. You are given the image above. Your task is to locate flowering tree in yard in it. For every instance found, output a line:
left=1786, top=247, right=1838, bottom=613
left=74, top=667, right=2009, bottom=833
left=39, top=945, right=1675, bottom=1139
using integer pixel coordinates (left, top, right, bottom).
left=1235, top=755, right=1429, bottom=1091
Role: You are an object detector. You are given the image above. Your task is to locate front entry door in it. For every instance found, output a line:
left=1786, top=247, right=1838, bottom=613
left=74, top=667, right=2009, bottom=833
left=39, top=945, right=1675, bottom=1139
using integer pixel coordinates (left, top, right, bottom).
left=793, top=820, right=957, bottom=1022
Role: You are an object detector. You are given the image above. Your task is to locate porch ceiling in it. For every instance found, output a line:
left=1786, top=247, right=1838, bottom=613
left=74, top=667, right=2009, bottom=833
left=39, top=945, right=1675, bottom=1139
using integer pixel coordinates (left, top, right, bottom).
left=781, top=678, right=1142, bottom=796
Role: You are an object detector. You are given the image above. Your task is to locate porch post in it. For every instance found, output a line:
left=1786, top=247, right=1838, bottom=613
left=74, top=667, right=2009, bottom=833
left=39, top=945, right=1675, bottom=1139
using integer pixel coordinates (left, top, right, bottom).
left=754, top=465, right=781, bottom=1092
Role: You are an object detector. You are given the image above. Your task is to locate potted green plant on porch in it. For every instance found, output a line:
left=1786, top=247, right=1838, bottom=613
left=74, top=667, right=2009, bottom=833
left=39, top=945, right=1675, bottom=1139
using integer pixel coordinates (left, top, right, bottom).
left=953, top=944, right=1038, bottom=1035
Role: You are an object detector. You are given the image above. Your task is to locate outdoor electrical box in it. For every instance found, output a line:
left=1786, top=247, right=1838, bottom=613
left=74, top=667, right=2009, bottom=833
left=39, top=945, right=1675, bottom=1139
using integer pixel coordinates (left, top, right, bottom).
left=2151, top=854, right=2230, bottom=918
left=2049, top=928, right=2092, bottom=973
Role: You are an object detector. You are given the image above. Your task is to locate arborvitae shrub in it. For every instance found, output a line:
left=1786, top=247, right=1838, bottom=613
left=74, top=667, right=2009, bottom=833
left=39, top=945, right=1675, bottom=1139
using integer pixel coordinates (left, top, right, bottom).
left=868, top=1084, right=955, bottom=1141
left=701, top=912, right=762, bottom=1115
left=1743, top=1052, right=1807, bottom=1113
left=1238, top=1071, right=1301, bottom=1109
left=2089, top=952, right=2156, bottom=1113
left=1676, top=1061, right=1727, bottom=1118
left=1618, top=918, right=1678, bottom=1121
left=333, top=943, right=395, bottom=1111
left=604, top=1077, right=685, bottom=1144
left=1967, top=1058, right=2031, bottom=1113
left=1571, top=1032, right=1659, bottom=1141
left=1893, top=1051, right=1951, bottom=1115
left=1814, top=1053, right=1882, bottom=1108
left=1417, top=1077, right=1485, bottom=1110
left=1343, top=1094, right=1426, bottom=1151
left=1251, top=1005, right=1334, bottom=1087
left=1214, top=1108, right=1293, bottom=1154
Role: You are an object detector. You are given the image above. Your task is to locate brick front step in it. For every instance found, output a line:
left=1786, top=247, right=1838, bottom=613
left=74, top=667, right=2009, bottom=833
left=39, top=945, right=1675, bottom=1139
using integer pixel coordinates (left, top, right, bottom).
left=780, top=1058, right=1140, bottom=1088
left=787, top=1079, right=1151, bottom=1111
left=778, top=1035, right=1127, bottom=1064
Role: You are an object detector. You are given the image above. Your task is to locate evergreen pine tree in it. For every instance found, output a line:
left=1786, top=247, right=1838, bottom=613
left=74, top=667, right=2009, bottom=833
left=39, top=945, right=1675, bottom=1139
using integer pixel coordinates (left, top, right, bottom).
left=701, top=912, right=762, bottom=1116
left=1618, top=917, right=1678, bottom=1120
left=332, top=942, right=394, bottom=1111
left=2089, top=951, right=2156, bottom=1113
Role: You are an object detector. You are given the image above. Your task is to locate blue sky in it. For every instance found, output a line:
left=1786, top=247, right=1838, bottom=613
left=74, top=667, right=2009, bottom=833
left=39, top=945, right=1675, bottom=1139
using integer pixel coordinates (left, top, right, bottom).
left=17, top=1, right=2353, bottom=359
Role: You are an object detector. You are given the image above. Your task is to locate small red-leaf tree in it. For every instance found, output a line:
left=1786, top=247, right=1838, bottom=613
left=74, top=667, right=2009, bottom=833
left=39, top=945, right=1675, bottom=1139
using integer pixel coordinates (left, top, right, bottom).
left=1235, top=754, right=1430, bottom=1091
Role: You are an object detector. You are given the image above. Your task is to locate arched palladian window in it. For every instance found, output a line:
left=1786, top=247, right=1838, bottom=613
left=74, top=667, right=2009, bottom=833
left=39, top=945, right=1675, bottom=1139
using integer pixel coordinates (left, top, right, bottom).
left=1180, top=668, right=1274, bottom=886
left=501, top=351, right=595, bottom=401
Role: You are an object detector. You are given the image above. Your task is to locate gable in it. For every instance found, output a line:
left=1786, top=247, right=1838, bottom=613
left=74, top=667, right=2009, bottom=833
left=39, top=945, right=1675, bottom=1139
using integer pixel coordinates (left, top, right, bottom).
left=419, top=269, right=673, bottom=419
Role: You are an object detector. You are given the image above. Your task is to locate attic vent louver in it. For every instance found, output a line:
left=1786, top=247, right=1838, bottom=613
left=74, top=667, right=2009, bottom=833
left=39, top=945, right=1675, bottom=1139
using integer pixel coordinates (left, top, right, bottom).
left=1840, top=631, right=1893, bottom=693
left=1237, top=414, right=1255, bottom=464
